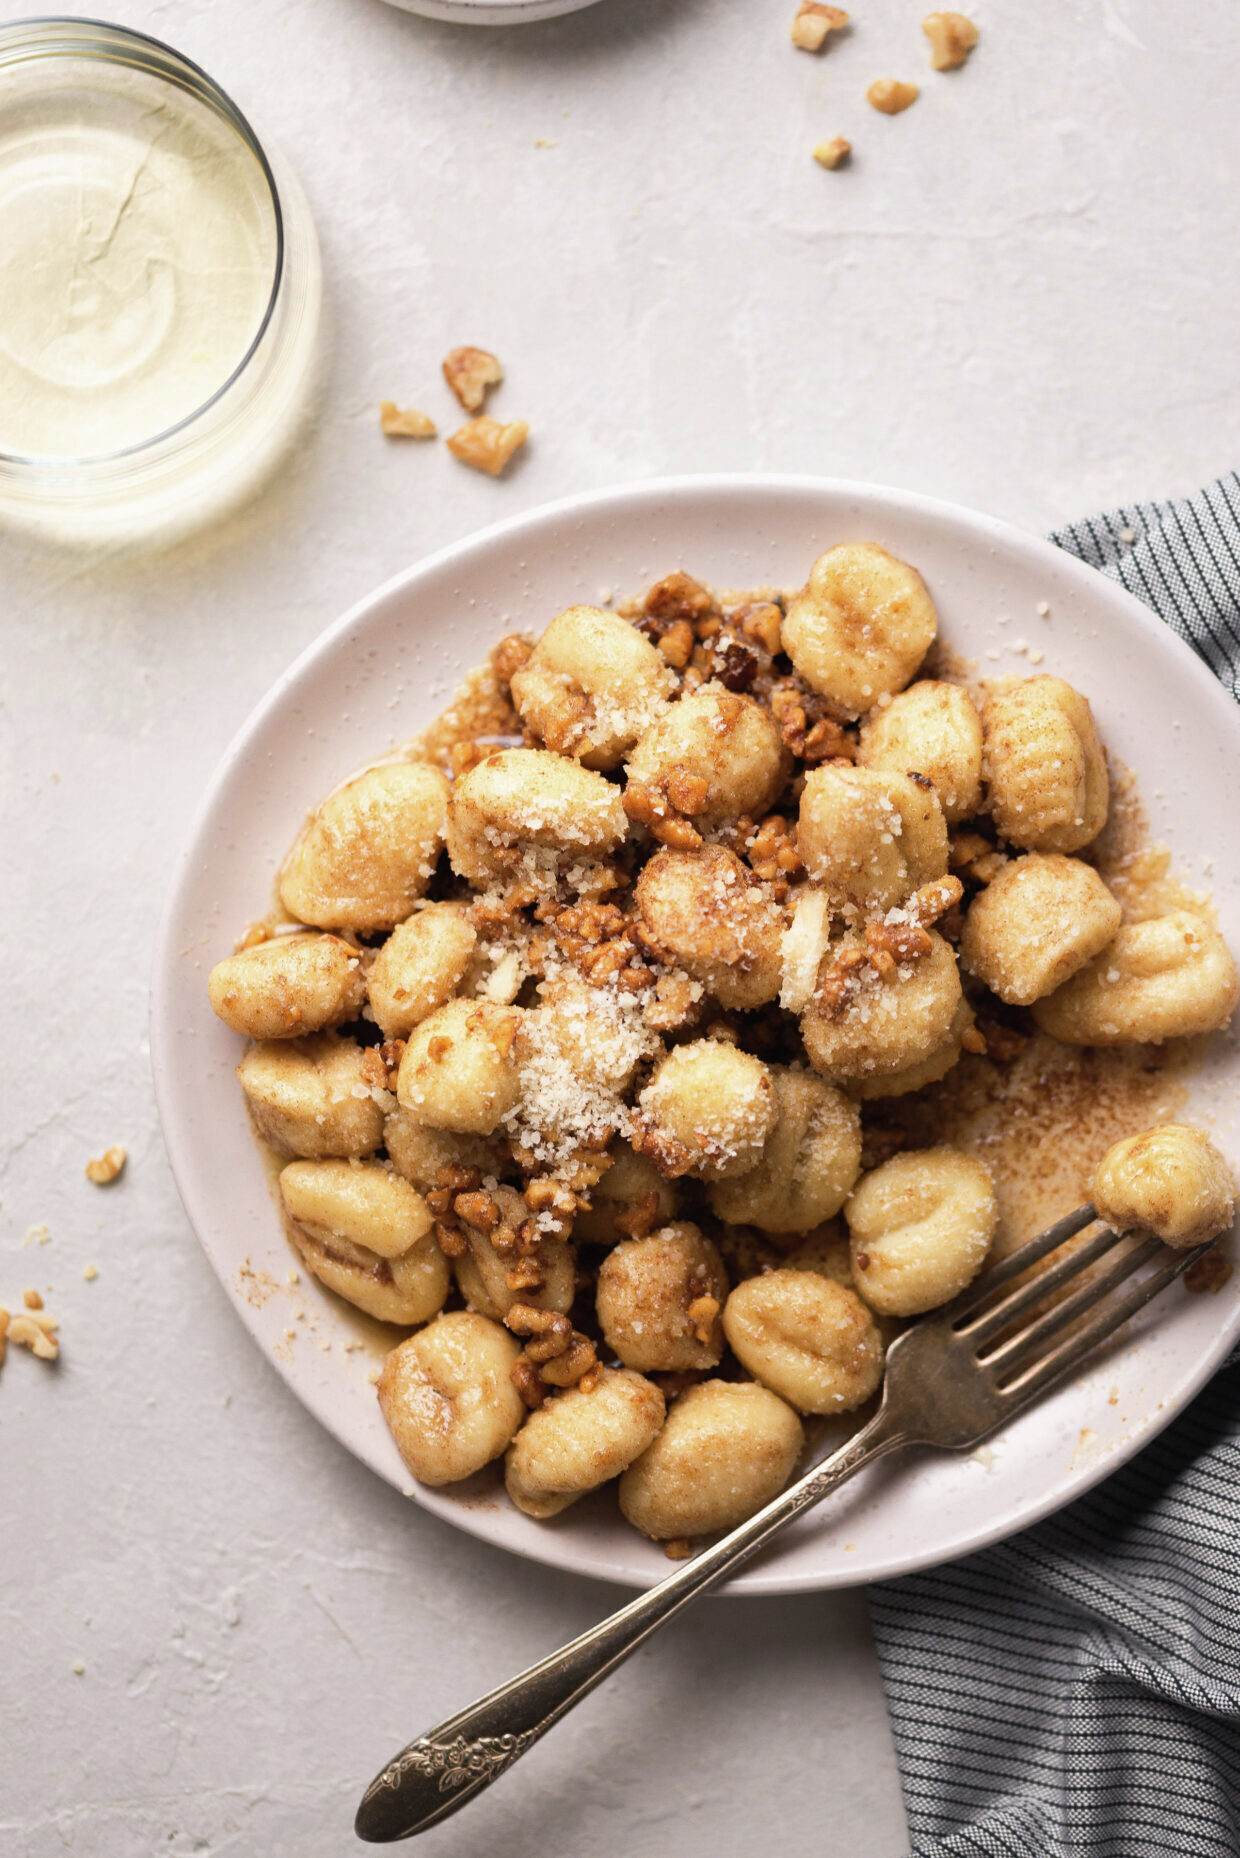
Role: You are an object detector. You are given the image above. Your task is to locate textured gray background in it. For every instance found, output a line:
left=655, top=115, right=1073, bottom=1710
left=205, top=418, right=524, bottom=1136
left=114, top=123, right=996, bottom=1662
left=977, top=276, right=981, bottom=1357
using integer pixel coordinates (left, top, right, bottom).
left=4, top=0, right=1239, bottom=1851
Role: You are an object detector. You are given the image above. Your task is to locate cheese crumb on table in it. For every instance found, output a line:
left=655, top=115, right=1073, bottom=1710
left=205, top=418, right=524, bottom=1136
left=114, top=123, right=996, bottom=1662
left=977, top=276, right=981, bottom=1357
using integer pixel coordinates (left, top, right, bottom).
left=813, top=137, right=852, bottom=170
left=378, top=403, right=436, bottom=439
left=867, top=78, right=920, bottom=114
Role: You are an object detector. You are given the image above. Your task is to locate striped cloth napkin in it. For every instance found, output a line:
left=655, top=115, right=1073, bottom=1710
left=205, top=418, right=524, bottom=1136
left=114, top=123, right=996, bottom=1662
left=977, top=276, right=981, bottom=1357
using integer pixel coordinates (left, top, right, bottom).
left=869, top=475, right=1240, bottom=1858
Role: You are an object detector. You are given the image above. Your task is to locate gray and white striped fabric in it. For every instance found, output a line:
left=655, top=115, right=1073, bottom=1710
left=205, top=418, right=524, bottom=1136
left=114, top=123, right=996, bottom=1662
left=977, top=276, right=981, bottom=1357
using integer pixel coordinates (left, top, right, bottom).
left=869, top=475, right=1240, bottom=1858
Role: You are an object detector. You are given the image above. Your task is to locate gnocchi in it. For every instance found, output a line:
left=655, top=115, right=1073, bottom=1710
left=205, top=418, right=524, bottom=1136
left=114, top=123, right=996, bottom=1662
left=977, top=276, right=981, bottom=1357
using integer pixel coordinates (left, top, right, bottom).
left=504, top=1368, right=666, bottom=1518
left=596, top=1223, right=729, bottom=1371
left=208, top=933, right=365, bottom=1039
left=857, top=679, right=983, bottom=824
left=378, top=1312, right=524, bottom=1485
left=723, top=1270, right=884, bottom=1414
left=1091, top=1124, right=1235, bottom=1249
left=619, top=1381, right=804, bottom=1541
left=982, top=676, right=1108, bottom=854
left=797, top=764, right=948, bottom=913
left=960, top=854, right=1122, bottom=1007
left=213, top=541, right=1239, bottom=1555
left=1032, top=912, right=1239, bottom=1046
left=510, top=605, right=674, bottom=769
left=846, top=1146, right=998, bottom=1316
left=709, top=1067, right=861, bottom=1231
left=781, top=542, right=938, bottom=717
left=279, top=761, right=449, bottom=934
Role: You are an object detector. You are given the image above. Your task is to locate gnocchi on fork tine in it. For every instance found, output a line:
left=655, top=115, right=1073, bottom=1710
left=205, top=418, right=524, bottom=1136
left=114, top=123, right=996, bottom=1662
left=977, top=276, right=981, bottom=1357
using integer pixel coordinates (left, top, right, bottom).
left=355, top=1123, right=1236, bottom=1843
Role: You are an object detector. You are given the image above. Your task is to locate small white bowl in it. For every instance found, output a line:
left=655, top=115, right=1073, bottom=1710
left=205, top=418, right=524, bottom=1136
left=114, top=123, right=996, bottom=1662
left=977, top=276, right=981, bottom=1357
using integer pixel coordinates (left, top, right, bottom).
left=152, top=475, right=1240, bottom=1594
left=378, top=0, right=603, bottom=25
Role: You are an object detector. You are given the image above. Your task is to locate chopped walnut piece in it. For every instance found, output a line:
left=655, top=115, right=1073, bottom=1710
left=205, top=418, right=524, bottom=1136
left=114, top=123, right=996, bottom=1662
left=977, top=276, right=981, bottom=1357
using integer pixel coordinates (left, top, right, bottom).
left=361, top=1042, right=404, bottom=1092
left=539, top=1331, right=600, bottom=1388
left=814, top=944, right=875, bottom=1019
left=746, top=813, right=804, bottom=899
left=379, top=402, right=437, bottom=439
left=492, top=633, right=533, bottom=687
left=455, top=1190, right=500, bottom=1232
left=511, top=1355, right=548, bottom=1408
left=663, top=1537, right=695, bottom=1560
left=908, top=875, right=965, bottom=927
left=770, top=676, right=855, bottom=765
left=447, top=417, right=529, bottom=477
left=734, top=601, right=784, bottom=656
left=656, top=620, right=696, bottom=670
left=505, top=1256, right=546, bottom=1292
left=644, top=572, right=720, bottom=630
left=686, top=1295, right=720, bottom=1344
left=922, top=11, right=979, bottom=70
left=450, top=739, right=506, bottom=778
left=813, top=137, right=852, bottom=170
left=960, top=1022, right=988, bottom=1056
left=524, top=1176, right=578, bottom=1241
left=85, top=1145, right=126, bottom=1185
left=505, top=1304, right=573, bottom=1362
left=790, top=1, right=850, bottom=51
left=865, top=918, right=934, bottom=974
left=623, top=777, right=705, bottom=851
left=1185, top=1247, right=1234, bottom=1295
left=868, top=78, right=920, bottom=113
left=949, top=831, right=1006, bottom=885
left=442, top=346, right=504, bottom=413
left=22, top=1289, right=43, bottom=1311
left=9, top=1313, right=58, bottom=1360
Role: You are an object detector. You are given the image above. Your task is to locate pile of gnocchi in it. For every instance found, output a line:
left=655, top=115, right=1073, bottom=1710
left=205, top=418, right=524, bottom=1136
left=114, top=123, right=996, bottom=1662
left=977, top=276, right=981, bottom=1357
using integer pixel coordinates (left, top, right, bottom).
left=208, top=542, right=1239, bottom=1551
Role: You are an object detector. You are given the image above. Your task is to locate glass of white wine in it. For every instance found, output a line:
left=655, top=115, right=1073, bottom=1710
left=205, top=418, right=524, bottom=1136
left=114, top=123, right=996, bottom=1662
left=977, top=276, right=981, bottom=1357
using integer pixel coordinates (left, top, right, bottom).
left=0, top=19, right=322, bottom=542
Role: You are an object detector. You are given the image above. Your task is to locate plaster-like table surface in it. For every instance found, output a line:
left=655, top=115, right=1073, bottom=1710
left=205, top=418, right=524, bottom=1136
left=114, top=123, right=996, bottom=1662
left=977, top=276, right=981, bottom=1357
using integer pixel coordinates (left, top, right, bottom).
left=4, top=1, right=1239, bottom=1851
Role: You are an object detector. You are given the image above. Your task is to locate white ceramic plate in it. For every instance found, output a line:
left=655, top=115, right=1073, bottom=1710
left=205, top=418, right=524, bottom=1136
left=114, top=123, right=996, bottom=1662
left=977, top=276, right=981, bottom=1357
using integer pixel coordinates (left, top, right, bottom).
left=152, top=475, right=1240, bottom=1595
left=378, top=0, right=602, bottom=26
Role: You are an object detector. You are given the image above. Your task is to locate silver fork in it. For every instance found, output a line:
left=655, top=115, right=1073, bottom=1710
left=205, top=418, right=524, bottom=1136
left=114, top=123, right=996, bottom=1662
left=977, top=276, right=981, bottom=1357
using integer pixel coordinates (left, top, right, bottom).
left=355, top=1206, right=1212, bottom=1843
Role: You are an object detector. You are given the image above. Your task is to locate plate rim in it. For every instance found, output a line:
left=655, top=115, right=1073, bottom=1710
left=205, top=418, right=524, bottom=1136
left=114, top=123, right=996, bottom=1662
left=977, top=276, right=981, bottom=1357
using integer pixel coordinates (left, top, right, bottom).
left=150, top=471, right=1240, bottom=1596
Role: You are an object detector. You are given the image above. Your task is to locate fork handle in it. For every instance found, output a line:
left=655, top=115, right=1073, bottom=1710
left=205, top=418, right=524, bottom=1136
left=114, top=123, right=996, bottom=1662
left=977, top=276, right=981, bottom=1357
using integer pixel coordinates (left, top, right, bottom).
left=355, top=1408, right=907, bottom=1842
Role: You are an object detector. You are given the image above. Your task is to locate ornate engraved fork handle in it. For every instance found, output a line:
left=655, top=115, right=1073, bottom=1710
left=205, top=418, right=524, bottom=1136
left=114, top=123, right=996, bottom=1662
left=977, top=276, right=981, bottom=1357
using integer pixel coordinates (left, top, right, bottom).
left=355, top=1410, right=907, bottom=1842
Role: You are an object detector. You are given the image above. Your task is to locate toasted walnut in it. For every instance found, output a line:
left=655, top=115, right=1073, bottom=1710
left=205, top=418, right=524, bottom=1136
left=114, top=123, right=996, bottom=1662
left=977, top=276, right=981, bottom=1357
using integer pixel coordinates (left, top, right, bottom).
left=23, top=1290, right=43, bottom=1311
left=9, top=1312, right=58, bottom=1360
left=86, top=1145, right=127, bottom=1185
left=539, top=1331, right=600, bottom=1388
left=504, top=1304, right=573, bottom=1362
left=379, top=402, right=436, bottom=439
left=686, top=1294, right=721, bottom=1344
left=623, top=775, right=705, bottom=850
left=922, top=11, right=978, bottom=70
left=813, top=137, right=852, bottom=170
left=745, top=813, right=804, bottom=900
left=442, top=346, right=504, bottom=413
left=511, top=1354, right=548, bottom=1408
left=868, top=78, right=920, bottom=113
left=447, top=417, right=529, bottom=477
left=644, top=572, right=720, bottom=630
left=492, top=633, right=533, bottom=687
left=733, top=602, right=784, bottom=656
left=865, top=918, right=933, bottom=975
left=791, top=2, right=849, bottom=50
left=769, top=676, right=856, bottom=765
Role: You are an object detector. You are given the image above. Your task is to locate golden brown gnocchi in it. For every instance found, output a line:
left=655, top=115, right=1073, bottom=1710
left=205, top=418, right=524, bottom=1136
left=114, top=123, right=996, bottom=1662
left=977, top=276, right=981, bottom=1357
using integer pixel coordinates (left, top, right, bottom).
left=509, top=605, right=674, bottom=769
left=446, top=747, right=628, bottom=888
left=857, top=679, right=983, bottom=824
left=781, top=542, right=938, bottom=716
left=801, top=931, right=962, bottom=1084
left=634, top=1040, right=776, bottom=1180
left=960, top=854, right=1122, bottom=1007
left=709, top=1067, right=861, bottom=1231
left=722, top=1270, right=884, bottom=1414
left=279, top=1159, right=448, bottom=1325
left=1032, top=912, right=1240, bottom=1046
left=1091, top=1124, right=1235, bottom=1249
left=237, top=1035, right=387, bottom=1158
left=797, top=764, right=949, bottom=913
left=596, top=1223, right=729, bottom=1371
left=378, top=1312, right=524, bottom=1486
left=208, top=933, right=365, bottom=1040
left=397, top=998, right=524, bottom=1134
left=619, top=1380, right=804, bottom=1540
left=982, top=676, right=1108, bottom=853
left=846, top=1146, right=998, bottom=1316
left=367, top=904, right=477, bottom=1040
left=852, top=997, right=976, bottom=1100
left=504, top=1368, right=666, bottom=1518
left=635, top=845, right=784, bottom=1010
left=382, top=1108, right=510, bottom=1194
left=626, top=684, right=788, bottom=830
left=279, top=761, right=450, bottom=934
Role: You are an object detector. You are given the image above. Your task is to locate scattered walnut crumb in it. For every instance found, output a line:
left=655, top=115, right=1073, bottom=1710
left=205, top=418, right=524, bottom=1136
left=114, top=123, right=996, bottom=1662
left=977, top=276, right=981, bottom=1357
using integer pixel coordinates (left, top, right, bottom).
left=82, top=1264, right=99, bottom=1283
left=71, top=1660, right=86, bottom=1676
left=662, top=1537, right=694, bottom=1560
left=686, top=1295, right=720, bottom=1345
left=922, top=11, right=979, bottom=70
left=867, top=78, right=920, bottom=114
left=442, top=346, right=504, bottom=414
left=9, top=1313, right=58, bottom=1360
left=447, top=417, right=529, bottom=477
left=813, top=137, right=852, bottom=170
left=790, top=2, right=850, bottom=52
left=379, top=402, right=437, bottom=439
left=86, top=1145, right=126, bottom=1185
left=1185, top=1247, right=1234, bottom=1295
left=24, top=1224, right=51, bottom=1247
left=22, top=1289, right=43, bottom=1311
